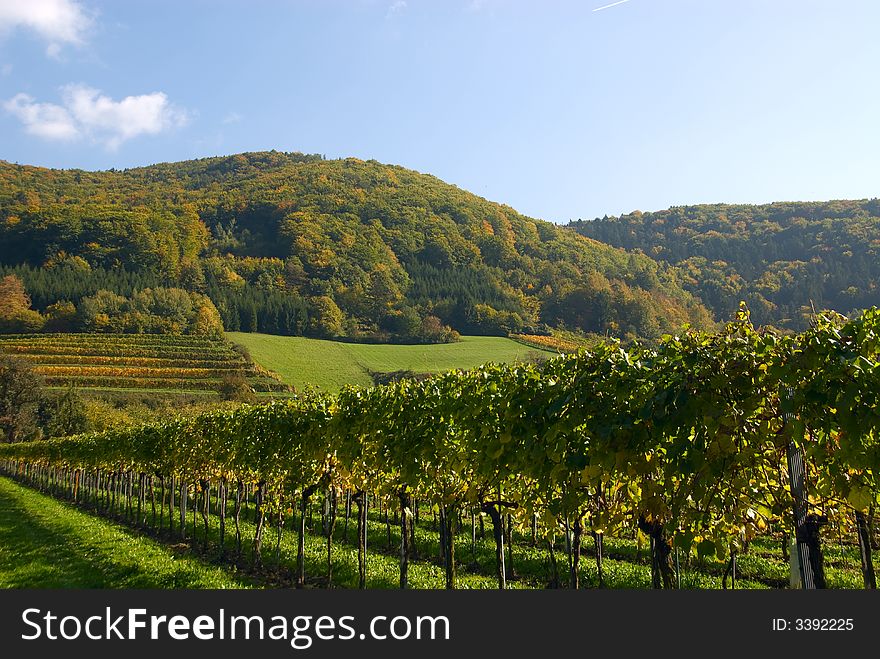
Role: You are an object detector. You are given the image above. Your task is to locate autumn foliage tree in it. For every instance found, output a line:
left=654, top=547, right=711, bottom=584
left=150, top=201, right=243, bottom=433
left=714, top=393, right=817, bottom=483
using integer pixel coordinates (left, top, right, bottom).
left=0, top=275, right=44, bottom=332
left=0, top=355, right=44, bottom=443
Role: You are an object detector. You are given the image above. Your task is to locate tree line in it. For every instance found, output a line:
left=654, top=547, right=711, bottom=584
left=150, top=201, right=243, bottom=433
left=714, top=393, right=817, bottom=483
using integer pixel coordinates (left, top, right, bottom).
left=0, top=274, right=223, bottom=337
left=571, top=199, right=880, bottom=330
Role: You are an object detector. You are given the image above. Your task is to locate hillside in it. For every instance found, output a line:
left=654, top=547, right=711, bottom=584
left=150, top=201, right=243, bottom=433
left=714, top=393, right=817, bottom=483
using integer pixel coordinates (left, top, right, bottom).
left=571, top=200, right=880, bottom=329
left=227, top=332, right=552, bottom=393
left=0, top=152, right=711, bottom=340
left=0, top=333, right=288, bottom=396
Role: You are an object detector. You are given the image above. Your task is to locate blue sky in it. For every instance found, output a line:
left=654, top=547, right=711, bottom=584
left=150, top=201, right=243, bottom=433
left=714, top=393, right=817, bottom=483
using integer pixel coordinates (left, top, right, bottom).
left=1, top=0, right=879, bottom=223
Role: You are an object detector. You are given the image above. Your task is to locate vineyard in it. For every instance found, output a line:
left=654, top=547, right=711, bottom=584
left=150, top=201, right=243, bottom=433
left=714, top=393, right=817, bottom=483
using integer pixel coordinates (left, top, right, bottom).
left=0, top=334, right=290, bottom=395
left=509, top=334, right=586, bottom=354
left=1, top=306, right=879, bottom=590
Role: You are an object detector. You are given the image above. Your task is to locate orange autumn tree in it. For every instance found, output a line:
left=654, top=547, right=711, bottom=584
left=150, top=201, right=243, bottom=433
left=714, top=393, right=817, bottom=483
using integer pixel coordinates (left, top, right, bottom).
left=0, top=275, right=44, bottom=333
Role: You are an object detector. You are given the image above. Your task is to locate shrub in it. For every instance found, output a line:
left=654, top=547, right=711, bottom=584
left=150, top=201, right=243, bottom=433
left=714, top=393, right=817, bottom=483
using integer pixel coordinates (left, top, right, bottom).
left=218, top=373, right=257, bottom=403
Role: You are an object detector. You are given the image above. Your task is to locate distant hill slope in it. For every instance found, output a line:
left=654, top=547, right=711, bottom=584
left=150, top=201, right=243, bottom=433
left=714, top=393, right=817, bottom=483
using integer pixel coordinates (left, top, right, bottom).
left=570, top=200, right=880, bottom=329
left=0, top=333, right=288, bottom=396
left=0, top=152, right=710, bottom=340
left=226, top=332, right=553, bottom=393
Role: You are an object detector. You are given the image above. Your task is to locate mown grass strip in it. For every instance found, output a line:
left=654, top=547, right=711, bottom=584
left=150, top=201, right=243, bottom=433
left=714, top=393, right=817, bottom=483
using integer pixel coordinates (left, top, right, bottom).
left=16, top=355, right=246, bottom=367
left=0, top=476, right=251, bottom=588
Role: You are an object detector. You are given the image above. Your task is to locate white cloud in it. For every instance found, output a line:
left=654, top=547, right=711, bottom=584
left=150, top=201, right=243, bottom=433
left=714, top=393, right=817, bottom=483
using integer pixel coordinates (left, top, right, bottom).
left=0, top=0, right=93, bottom=57
left=465, top=0, right=502, bottom=13
left=222, top=111, right=242, bottom=125
left=0, top=63, right=11, bottom=76
left=4, top=92, right=78, bottom=140
left=4, top=84, right=190, bottom=149
left=63, top=85, right=189, bottom=149
left=386, top=1, right=406, bottom=17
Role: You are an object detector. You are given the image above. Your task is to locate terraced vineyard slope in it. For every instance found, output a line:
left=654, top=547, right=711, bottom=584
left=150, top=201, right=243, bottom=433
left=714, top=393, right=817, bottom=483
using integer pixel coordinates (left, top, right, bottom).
left=0, top=333, right=289, bottom=396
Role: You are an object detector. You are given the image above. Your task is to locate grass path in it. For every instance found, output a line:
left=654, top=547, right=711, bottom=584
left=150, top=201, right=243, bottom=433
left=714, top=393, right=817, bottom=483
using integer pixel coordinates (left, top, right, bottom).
left=227, top=333, right=552, bottom=392
left=2, top=474, right=872, bottom=590
left=0, top=476, right=251, bottom=588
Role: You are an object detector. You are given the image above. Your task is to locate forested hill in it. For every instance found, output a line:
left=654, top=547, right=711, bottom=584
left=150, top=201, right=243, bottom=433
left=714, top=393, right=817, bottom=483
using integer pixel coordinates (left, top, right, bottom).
left=0, top=152, right=711, bottom=341
left=570, top=200, right=880, bottom=330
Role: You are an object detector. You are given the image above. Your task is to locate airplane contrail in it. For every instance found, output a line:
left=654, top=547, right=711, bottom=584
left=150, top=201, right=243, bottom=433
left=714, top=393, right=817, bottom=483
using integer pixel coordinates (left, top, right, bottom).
left=593, top=0, right=630, bottom=11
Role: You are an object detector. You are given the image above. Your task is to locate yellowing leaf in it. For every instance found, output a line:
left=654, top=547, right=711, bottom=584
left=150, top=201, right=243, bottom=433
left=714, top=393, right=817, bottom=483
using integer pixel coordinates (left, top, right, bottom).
left=847, top=485, right=873, bottom=511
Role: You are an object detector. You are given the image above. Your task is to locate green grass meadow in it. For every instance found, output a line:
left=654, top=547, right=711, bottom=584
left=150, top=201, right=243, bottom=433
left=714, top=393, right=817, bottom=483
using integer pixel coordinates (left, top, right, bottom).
left=226, top=333, right=553, bottom=392
left=0, top=477, right=251, bottom=588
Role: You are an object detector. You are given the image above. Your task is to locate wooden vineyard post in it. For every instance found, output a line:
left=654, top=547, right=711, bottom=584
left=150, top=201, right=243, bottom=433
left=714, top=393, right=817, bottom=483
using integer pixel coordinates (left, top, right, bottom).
left=784, top=387, right=825, bottom=589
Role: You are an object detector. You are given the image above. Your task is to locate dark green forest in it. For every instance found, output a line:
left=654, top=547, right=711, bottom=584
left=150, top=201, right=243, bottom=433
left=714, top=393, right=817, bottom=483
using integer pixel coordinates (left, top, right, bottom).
left=0, top=152, right=711, bottom=341
left=571, top=200, right=880, bottom=330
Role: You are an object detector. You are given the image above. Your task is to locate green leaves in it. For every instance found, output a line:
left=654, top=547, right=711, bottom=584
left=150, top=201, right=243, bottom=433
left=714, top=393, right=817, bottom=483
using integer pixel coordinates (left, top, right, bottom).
left=697, top=538, right=717, bottom=560
left=1, top=307, right=878, bottom=563
left=846, top=485, right=874, bottom=512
